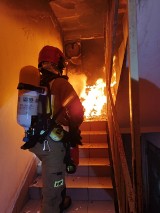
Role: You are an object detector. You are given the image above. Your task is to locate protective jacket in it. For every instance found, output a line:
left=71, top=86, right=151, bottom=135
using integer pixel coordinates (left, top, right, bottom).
left=51, top=77, right=83, bottom=126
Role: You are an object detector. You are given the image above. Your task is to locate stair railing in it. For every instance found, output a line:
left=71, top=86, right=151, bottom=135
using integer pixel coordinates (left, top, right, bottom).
left=105, top=1, right=141, bottom=212
left=107, top=87, right=136, bottom=213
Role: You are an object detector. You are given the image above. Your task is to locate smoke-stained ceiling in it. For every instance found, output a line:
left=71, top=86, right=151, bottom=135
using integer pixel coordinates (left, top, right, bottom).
left=48, top=0, right=127, bottom=84
left=49, top=0, right=108, bottom=41
left=49, top=0, right=127, bottom=44
left=4, top=0, right=127, bottom=48
left=3, top=0, right=127, bottom=83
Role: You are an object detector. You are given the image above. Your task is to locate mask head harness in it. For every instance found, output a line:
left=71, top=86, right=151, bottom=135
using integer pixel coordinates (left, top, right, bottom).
left=38, top=45, right=66, bottom=85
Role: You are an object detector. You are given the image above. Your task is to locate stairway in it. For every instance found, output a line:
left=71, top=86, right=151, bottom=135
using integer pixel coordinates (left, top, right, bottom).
left=20, top=121, right=115, bottom=213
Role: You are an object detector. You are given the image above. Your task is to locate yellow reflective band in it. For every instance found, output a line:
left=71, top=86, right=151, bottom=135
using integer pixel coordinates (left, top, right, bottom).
left=54, top=179, right=64, bottom=187
left=62, top=92, right=75, bottom=107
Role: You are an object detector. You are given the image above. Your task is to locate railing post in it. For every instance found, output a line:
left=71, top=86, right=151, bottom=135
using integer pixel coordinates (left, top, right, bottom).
left=127, top=0, right=143, bottom=212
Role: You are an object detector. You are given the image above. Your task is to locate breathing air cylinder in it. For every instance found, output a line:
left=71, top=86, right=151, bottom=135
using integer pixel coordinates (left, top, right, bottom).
left=17, top=66, right=41, bottom=140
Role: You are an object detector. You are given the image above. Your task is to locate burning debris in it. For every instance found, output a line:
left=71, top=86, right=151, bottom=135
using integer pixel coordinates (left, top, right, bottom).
left=68, top=73, right=107, bottom=121
left=80, top=78, right=107, bottom=121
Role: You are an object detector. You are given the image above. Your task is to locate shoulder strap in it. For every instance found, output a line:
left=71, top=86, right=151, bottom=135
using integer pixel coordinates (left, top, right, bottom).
left=46, top=83, right=52, bottom=116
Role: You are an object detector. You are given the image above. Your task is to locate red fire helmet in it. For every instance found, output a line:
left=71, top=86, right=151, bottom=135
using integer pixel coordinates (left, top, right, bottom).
left=38, top=45, right=65, bottom=66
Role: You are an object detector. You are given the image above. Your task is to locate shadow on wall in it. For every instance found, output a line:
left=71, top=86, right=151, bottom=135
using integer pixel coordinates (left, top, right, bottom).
left=115, top=67, right=130, bottom=128
left=115, top=71, right=160, bottom=128
left=139, top=78, right=160, bottom=127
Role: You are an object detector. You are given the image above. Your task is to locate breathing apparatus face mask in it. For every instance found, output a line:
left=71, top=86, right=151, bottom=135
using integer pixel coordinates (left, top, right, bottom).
left=39, top=62, right=61, bottom=85
left=41, top=62, right=59, bottom=73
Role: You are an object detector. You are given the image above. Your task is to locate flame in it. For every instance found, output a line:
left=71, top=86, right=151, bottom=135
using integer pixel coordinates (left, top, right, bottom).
left=80, top=78, right=107, bottom=120
left=67, top=55, right=118, bottom=121
left=111, top=55, right=117, bottom=87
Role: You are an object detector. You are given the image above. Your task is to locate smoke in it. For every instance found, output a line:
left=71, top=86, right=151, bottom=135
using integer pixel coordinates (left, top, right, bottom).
left=68, top=72, right=87, bottom=98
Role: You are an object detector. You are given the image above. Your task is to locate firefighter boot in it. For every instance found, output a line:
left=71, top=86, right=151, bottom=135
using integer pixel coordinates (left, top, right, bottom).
left=60, top=188, right=72, bottom=212
left=63, top=195, right=72, bottom=210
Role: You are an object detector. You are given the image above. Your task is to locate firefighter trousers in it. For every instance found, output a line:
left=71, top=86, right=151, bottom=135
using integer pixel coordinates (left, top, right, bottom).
left=30, top=137, right=66, bottom=213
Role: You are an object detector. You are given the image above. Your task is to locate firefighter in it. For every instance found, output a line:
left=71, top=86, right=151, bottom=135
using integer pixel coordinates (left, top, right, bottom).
left=28, top=45, right=84, bottom=213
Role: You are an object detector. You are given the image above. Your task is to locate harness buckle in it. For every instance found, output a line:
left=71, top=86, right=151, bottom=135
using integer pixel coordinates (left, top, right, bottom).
left=43, top=140, right=51, bottom=152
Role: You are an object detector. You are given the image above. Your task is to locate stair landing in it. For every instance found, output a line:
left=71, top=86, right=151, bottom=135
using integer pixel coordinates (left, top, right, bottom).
left=21, top=200, right=115, bottom=213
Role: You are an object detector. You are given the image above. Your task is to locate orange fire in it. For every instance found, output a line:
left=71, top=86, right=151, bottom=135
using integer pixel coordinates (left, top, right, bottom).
left=80, top=78, right=107, bottom=121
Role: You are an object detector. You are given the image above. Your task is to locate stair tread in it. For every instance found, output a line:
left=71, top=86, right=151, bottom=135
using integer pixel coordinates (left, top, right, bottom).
left=66, top=176, right=113, bottom=189
left=79, top=157, right=110, bottom=166
left=30, top=176, right=113, bottom=189
left=37, top=158, right=110, bottom=176
left=81, top=130, right=107, bottom=135
left=80, top=142, right=108, bottom=148
left=20, top=200, right=41, bottom=212
left=80, top=121, right=108, bottom=132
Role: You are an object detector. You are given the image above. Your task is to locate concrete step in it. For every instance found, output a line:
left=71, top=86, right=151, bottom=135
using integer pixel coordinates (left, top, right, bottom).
left=37, top=157, right=111, bottom=177
left=79, top=157, right=110, bottom=166
left=37, top=140, right=109, bottom=176
left=20, top=120, right=115, bottom=212
left=65, top=200, right=115, bottom=213
left=81, top=130, right=108, bottom=143
left=79, top=142, right=109, bottom=158
left=80, top=121, right=108, bottom=132
left=29, top=175, right=114, bottom=201
left=68, top=157, right=111, bottom=177
left=80, top=142, right=108, bottom=149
